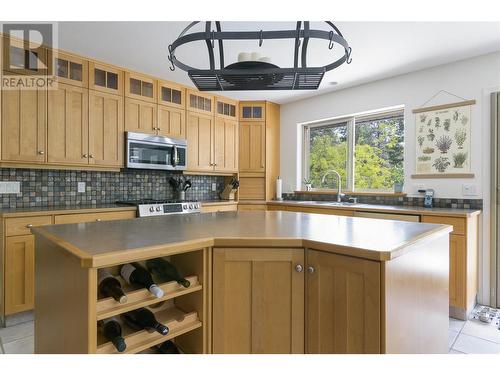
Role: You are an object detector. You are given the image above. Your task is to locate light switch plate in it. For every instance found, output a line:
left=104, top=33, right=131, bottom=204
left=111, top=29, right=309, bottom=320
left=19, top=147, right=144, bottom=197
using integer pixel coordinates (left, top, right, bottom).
left=0, top=181, right=21, bottom=194
left=211, top=183, right=217, bottom=192
left=462, top=184, right=477, bottom=196
left=77, top=182, right=86, bottom=193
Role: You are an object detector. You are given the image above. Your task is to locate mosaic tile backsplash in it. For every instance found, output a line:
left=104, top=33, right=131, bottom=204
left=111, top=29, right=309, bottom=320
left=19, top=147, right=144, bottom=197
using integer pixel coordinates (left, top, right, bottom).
left=283, top=192, right=483, bottom=210
left=0, top=168, right=226, bottom=208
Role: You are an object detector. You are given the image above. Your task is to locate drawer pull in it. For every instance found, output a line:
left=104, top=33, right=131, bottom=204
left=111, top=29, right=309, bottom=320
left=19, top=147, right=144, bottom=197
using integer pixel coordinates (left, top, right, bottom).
left=26, top=224, right=33, bottom=228
left=96, top=219, right=102, bottom=222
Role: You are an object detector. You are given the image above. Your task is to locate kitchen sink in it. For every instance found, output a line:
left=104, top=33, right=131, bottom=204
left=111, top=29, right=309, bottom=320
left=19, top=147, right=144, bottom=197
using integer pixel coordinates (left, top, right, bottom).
left=293, top=200, right=362, bottom=207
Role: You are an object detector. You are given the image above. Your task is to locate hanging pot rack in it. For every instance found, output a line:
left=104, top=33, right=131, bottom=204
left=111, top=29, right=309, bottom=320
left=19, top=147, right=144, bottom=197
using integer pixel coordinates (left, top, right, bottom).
left=167, top=21, right=352, bottom=91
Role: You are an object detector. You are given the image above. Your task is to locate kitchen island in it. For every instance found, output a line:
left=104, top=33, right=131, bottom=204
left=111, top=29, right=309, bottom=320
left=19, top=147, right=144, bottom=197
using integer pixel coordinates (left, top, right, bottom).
left=32, top=211, right=451, bottom=354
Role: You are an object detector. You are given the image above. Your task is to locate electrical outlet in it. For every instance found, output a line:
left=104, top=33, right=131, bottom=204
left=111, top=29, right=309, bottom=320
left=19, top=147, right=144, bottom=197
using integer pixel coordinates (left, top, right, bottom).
left=462, top=184, right=477, bottom=196
left=415, top=184, right=425, bottom=193
left=211, top=183, right=217, bottom=192
left=0, top=181, right=21, bottom=194
left=77, top=182, right=86, bottom=193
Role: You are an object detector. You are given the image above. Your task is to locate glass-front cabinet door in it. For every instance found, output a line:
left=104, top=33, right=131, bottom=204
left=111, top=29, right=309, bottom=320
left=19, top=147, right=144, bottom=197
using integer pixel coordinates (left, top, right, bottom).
left=54, top=51, right=88, bottom=88
left=125, top=71, right=157, bottom=103
left=158, top=79, right=185, bottom=109
left=89, top=61, right=123, bottom=95
left=239, top=101, right=266, bottom=121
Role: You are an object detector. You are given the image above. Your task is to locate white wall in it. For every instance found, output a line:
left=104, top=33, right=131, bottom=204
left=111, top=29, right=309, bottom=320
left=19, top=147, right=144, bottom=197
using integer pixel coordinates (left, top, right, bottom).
left=280, top=51, right=500, bottom=305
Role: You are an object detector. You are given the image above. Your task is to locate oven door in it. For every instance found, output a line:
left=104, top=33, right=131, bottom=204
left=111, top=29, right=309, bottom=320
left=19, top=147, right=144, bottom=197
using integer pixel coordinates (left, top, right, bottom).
left=127, top=139, right=178, bottom=170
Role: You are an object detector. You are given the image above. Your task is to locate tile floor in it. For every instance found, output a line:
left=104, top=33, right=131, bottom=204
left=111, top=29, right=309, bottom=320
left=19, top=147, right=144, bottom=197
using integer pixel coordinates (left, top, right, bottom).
left=1, top=313, right=499, bottom=354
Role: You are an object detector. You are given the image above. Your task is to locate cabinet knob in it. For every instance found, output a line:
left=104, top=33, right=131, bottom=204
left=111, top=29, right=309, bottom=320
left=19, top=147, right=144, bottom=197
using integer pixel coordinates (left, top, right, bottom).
left=96, top=219, right=101, bottom=222
left=307, top=266, right=315, bottom=274
left=295, top=264, right=303, bottom=273
left=89, top=154, right=94, bottom=159
left=26, top=224, right=33, bottom=228
left=83, top=154, right=88, bottom=158
left=38, top=151, right=45, bottom=155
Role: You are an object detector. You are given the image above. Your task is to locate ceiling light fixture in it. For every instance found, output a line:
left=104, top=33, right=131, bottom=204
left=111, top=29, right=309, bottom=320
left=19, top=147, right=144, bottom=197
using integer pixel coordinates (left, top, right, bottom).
left=167, top=21, right=352, bottom=91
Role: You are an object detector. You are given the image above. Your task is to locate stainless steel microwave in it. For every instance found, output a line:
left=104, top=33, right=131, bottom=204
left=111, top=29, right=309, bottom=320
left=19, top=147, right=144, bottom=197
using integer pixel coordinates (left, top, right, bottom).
left=126, top=132, right=187, bottom=171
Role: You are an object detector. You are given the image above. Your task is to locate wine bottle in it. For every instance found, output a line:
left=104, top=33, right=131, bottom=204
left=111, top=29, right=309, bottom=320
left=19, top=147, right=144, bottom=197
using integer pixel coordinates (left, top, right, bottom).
left=157, top=340, right=180, bottom=354
left=98, top=269, right=128, bottom=303
left=120, top=263, right=164, bottom=298
left=121, top=308, right=169, bottom=335
left=146, top=258, right=191, bottom=288
left=99, top=317, right=126, bottom=352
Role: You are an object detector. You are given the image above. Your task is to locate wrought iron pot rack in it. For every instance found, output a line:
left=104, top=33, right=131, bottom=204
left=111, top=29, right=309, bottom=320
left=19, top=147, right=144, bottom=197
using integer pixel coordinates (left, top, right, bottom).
left=168, top=21, right=352, bottom=91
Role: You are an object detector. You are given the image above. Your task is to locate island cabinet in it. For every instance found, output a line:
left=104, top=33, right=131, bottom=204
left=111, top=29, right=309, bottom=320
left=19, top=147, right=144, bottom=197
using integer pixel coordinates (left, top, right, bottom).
left=212, top=242, right=448, bottom=354
left=212, top=248, right=304, bottom=354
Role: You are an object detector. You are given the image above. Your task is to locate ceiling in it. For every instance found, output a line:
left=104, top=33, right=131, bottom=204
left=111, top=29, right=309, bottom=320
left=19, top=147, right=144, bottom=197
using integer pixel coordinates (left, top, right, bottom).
left=57, top=21, right=500, bottom=104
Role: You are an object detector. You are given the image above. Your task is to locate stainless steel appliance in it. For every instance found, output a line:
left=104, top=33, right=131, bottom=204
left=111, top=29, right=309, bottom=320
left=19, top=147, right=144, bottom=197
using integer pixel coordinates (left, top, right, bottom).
left=116, top=199, right=201, bottom=217
left=126, top=132, right=187, bottom=171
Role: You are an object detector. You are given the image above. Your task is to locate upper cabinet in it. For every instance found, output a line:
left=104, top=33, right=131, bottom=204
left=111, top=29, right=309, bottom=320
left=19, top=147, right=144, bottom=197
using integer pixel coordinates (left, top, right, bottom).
left=1, top=86, right=47, bottom=163
left=2, top=36, right=50, bottom=76
left=125, top=71, right=156, bottom=103
left=216, top=97, right=237, bottom=120
left=214, top=97, right=238, bottom=173
left=158, top=80, right=185, bottom=109
left=124, top=98, right=157, bottom=134
left=47, top=83, right=89, bottom=165
left=89, top=62, right=124, bottom=95
left=54, top=52, right=88, bottom=88
left=239, top=101, right=265, bottom=121
left=187, top=89, right=214, bottom=115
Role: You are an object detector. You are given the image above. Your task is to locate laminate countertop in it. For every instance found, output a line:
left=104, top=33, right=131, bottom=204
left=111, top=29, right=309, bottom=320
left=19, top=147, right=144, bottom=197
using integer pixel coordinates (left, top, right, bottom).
left=32, top=211, right=451, bottom=267
left=268, top=200, right=481, bottom=218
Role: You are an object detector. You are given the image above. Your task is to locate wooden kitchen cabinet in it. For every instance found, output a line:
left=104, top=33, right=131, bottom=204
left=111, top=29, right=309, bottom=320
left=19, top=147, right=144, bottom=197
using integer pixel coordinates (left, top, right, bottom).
left=54, top=51, right=88, bottom=88
left=186, top=111, right=214, bottom=172
left=89, top=61, right=124, bottom=95
left=47, top=83, right=89, bottom=165
left=187, top=90, right=214, bottom=115
left=214, top=117, right=238, bottom=173
left=125, top=71, right=156, bottom=103
left=158, top=79, right=185, bottom=109
left=124, top=97, right=157, bottom=134
left=88, top=90, right=124, bottom=167
left=157, top=105, right=185, bottom=138
left=4, top=235, right=35, bottom=315
left=239, top=101, right=265, bottom=121
left=449, top=234, right=466, bottom=309
left=239, top=121, right=265, bottom=173
left=1, top=86, right=47, bottom=163
left=306, top=249, right=381, bottom=353
left=212, top=248, right=304, bottom=354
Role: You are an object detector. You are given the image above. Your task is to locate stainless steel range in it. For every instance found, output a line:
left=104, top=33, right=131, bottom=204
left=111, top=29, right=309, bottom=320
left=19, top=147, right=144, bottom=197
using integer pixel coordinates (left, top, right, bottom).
left=116, top=199, right=201, bottom=217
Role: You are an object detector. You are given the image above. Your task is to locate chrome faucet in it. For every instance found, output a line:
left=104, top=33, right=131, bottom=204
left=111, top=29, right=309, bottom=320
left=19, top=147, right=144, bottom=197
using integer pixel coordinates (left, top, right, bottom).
left=321, top=170, right=344, bottom=203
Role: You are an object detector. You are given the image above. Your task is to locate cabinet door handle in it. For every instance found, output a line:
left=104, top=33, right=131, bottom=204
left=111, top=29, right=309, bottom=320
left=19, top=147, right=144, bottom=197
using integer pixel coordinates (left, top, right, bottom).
left=38, top=150, right=45, bottom=155
left=89, top=154, right=94, bottom=159
left=307, top=266, right=315, bottom=274
left=96, top=219, right=101, bottom=222
left=295, top=264, right=303, bottom=273
left=83, top=154, right=88, bottom=158
left=26, top=224, right=33, bottom=228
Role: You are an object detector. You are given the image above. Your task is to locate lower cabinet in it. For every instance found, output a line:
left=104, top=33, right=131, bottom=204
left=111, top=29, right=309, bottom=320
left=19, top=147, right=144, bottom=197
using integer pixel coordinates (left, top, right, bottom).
left=212, top=247, right=381, bottom=354
left=4, top=235, right=35, bottom=315
left=449, top=234, right=466, bottom=309
left=306, top=249, right=381, bottom=353
left=212, top=248, right=304, bottom=353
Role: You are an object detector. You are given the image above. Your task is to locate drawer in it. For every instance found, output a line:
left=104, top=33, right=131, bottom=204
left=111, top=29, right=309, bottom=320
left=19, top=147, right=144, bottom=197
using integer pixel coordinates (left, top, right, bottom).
left=239, top=204, right=267, bottom=211
left=201, top=204, right=238, bottom=213
left=421, top=215, right=465, bottom=235
left=5, top=216, right=53, bottom=236
left=354, top=211, right=420, bottom=222
left=54, top=210, right=136, bottom=225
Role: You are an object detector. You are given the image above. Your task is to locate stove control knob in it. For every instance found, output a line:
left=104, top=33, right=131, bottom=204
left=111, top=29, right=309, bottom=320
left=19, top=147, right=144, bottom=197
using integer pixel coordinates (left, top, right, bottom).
left=183, top=204, right=188, bottom=210
left=156, top=206, right=161, bottom=212
left=195, top=204, right=199, bottom=209
left=149, top=206, right=155, bottom=212
left=189, top=204, right=193, bottom=209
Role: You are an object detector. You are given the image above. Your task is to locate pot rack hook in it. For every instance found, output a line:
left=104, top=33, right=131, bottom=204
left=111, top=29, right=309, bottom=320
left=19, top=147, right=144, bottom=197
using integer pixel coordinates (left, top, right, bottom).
left=346, top=47, right=352, bottom=64
left=328, top=31, right=334, bottom=49
left=259, top=30, right=263, bottom=47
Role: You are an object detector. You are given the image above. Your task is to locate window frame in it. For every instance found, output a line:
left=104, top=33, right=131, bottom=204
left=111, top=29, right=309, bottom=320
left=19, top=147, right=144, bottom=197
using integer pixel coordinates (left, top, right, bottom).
left=302, top=108, right=404, bottom=193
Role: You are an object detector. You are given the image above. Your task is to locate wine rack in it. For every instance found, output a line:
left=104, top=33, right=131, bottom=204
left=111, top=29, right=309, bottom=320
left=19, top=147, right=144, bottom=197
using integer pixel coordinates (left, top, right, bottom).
left=94, top=248, right=208, bottom=354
